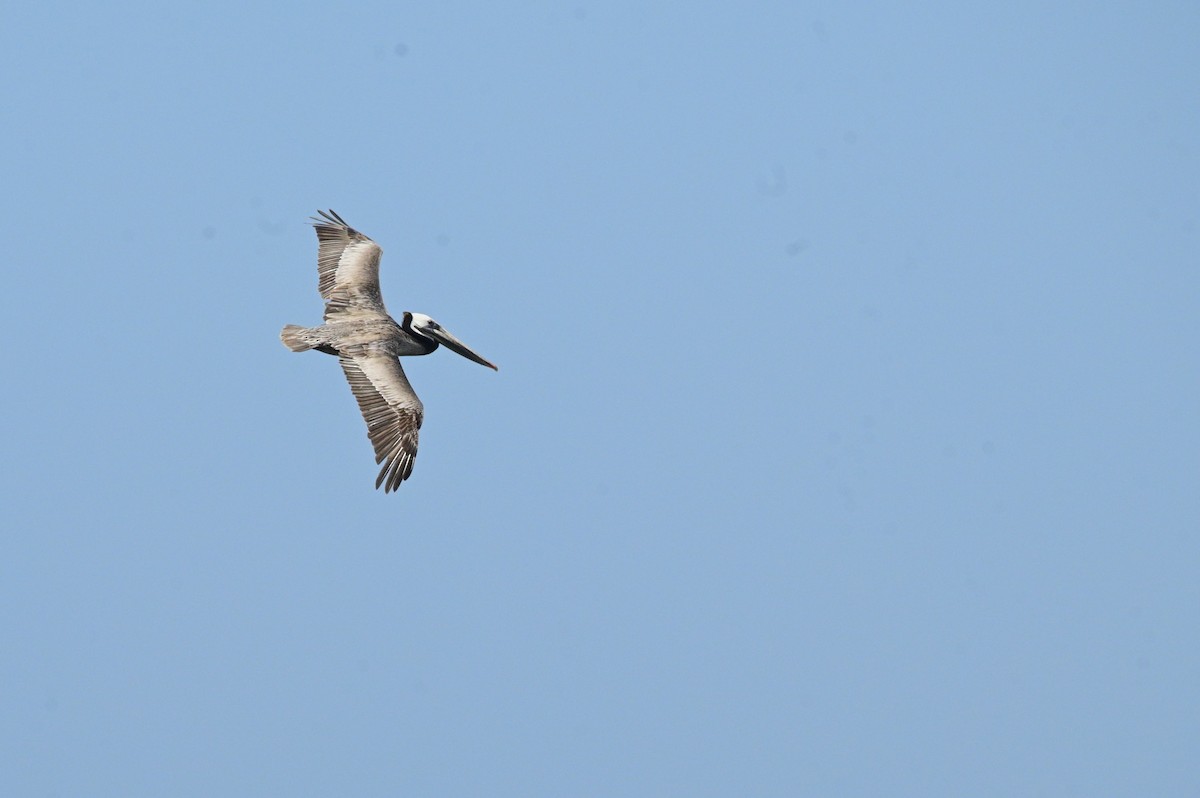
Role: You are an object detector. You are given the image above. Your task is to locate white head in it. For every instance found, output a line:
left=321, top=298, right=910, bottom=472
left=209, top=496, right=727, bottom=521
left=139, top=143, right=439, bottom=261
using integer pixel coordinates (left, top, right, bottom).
left=406, top=312, right=440, bottom=336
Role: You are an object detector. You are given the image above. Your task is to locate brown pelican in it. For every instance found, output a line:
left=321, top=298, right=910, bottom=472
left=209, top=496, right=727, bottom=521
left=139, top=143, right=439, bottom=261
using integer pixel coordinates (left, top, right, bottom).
left=281, top=210, right=497, bottom=492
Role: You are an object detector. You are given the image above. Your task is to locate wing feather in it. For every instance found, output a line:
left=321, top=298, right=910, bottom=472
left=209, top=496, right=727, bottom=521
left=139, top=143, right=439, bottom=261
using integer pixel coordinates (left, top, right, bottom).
left=339, top=355, right=425, bottom=492
left=310, top=209, right=387, bottom=321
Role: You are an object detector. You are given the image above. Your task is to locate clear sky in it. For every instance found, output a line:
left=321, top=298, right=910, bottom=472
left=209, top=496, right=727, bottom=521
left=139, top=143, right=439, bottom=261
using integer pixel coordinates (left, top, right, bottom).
left=3, top=2, right=1197, bottom=795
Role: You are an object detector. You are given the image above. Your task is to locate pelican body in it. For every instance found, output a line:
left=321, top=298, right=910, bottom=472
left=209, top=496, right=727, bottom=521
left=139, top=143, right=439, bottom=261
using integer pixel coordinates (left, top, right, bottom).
left=281, top=210, right=496, bottom=492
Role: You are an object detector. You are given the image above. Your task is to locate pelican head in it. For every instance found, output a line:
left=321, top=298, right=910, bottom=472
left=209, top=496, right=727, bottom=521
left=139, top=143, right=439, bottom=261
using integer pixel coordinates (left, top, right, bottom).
left=405, top=312, right=498, bottom=370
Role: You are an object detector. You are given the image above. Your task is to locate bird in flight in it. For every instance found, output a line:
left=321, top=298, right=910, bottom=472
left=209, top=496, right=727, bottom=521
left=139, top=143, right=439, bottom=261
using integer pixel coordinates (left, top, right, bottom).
left=281, top=210, right=497, bottom=492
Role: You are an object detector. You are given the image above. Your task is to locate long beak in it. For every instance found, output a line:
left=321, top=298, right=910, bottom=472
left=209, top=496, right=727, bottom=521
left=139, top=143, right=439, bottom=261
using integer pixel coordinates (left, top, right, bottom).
left=427, top=327, right=498, bottom=371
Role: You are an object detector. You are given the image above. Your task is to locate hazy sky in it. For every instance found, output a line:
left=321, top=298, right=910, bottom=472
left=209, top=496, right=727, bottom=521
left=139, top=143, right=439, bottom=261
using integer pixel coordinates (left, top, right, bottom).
left=3, top=2, right=1197, bottom=796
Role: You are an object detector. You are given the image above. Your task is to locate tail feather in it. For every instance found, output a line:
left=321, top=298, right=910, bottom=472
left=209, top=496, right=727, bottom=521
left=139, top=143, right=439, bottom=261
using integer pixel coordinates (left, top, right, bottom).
left=280, top=324, right=315, bottom=352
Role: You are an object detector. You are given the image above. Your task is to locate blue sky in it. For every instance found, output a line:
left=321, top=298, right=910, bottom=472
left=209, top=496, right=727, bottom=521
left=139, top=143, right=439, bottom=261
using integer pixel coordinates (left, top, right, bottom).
left=3, top=2, right=1197, bottom=795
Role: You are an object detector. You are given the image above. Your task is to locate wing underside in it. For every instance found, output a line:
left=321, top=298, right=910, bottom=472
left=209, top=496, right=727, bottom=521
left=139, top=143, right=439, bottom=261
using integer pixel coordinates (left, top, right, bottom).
left=338, top=354, right=425, bottom=492
left=311, top=209, right=388, bottom=321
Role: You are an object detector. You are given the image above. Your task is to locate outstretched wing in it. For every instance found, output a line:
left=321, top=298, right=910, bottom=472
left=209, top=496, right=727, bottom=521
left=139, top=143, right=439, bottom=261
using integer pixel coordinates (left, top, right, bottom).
left=339, top=354, right=425, bottom=492
left=310, top=209, right=388, bottom=322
